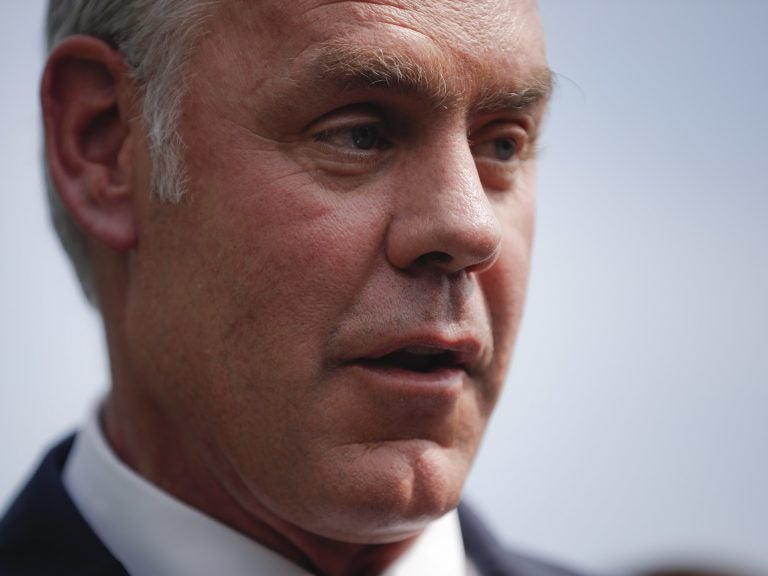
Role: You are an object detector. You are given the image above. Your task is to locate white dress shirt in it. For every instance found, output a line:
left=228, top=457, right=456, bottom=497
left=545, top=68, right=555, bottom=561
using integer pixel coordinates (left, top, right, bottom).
left=63, top=405, right=469, bottom=576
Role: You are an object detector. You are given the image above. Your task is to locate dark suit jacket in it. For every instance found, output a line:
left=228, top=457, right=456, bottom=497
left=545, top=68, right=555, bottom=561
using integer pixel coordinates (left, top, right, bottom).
left=0, top=437, right=582, bottom=576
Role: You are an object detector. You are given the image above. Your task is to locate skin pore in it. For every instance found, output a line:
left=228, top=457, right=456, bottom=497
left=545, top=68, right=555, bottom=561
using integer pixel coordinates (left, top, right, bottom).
left=45, top=1, right=550, bottom=575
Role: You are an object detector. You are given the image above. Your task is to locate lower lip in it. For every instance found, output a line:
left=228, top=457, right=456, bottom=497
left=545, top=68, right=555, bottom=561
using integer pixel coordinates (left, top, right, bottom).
left=345, top=362, right=465, bottom=401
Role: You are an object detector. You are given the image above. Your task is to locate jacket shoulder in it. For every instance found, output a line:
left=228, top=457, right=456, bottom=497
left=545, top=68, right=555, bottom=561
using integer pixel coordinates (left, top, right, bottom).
left=0, top=435, right=128, bottom=576
left=459, top=502, right=587, bottom=576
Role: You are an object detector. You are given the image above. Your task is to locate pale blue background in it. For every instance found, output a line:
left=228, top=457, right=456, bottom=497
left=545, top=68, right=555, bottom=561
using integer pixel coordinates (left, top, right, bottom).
left=1, top=2, right=766, bottom=574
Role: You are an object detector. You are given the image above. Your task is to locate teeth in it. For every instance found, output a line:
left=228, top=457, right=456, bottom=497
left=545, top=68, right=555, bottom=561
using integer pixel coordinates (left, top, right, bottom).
left=401, top=346, right=446, bottom=356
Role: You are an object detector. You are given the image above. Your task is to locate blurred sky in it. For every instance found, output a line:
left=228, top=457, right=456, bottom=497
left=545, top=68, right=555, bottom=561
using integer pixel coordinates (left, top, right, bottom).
left=1, top=1, right=766, bottom=574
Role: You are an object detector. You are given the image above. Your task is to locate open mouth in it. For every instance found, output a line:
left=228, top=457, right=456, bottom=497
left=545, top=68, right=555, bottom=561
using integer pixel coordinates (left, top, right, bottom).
left=357, top=346, right=461, bottom=374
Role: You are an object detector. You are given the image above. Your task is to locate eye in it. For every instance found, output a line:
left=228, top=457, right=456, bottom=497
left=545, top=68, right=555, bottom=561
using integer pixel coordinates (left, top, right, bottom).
left=471, top=136, right=520, bottom=163
left=469, top=123, right=530, bottom=191
left=350, top=125, right=387, bottom=150
left=307, top=116, right=395, bottom=177
left=493, top=137, right=517, bottom=161
left=314, top=123, right=392, bottom=152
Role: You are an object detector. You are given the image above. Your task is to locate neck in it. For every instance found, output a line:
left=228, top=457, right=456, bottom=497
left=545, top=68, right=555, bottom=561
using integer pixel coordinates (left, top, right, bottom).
left=101, top=391, right=422, bottom=576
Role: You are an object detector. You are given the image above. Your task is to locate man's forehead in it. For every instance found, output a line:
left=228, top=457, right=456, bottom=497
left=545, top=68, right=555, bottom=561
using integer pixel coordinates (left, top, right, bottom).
left=209, top=0, right=548, bottom=112
left=219, top=0, right=546, bottom=56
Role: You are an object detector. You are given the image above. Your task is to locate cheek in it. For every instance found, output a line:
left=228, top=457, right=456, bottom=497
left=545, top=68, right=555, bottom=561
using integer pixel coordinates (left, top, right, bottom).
left=128, top=154, right=390, bottom=402
left=165, top=164, right=396, bottom=410
left=209, top=184, right=385, bottom=326
left=482, top=195, right=536, bottom=387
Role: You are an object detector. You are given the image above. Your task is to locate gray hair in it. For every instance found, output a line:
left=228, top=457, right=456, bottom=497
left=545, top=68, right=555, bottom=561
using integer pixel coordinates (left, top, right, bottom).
left=45, top=0, right=215, bottom=303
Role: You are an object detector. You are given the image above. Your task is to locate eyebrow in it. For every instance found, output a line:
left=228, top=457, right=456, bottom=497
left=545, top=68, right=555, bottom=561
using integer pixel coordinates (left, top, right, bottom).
left=300, top=42, right=554, bottom=113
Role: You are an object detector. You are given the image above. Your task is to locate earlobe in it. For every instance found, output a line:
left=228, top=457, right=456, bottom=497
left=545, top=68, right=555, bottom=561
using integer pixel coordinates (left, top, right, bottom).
left=42, top=35, right=139, bottom=251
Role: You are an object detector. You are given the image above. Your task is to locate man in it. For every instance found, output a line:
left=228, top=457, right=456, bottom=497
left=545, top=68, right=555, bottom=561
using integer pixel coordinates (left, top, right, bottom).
left=0, top=1, right=577, bottom=575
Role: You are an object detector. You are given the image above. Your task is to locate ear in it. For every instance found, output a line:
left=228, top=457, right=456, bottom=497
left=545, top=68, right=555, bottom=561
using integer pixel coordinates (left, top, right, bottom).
left=42, top=35, right=139, bottom=251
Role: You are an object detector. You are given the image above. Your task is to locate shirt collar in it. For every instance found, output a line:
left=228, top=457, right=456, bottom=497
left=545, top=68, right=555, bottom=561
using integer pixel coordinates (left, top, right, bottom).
left=63, top=403, right=467, bottom=576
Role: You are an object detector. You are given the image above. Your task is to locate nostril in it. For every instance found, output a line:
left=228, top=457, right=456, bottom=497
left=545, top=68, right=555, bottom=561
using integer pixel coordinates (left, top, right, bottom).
left=416, top=251, right=453, bottom=267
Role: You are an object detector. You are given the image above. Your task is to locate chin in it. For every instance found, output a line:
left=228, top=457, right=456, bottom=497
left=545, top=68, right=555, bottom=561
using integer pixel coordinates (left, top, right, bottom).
left=297, top=439, right=469, bottom=544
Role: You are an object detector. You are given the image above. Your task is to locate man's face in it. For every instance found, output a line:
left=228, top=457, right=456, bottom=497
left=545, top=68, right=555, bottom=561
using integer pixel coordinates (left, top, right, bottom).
left=124, top=0, right=548, bottom=543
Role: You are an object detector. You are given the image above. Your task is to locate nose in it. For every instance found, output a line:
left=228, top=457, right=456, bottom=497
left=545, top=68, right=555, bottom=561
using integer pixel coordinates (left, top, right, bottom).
left=385, top=141, right=502, bottom=275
